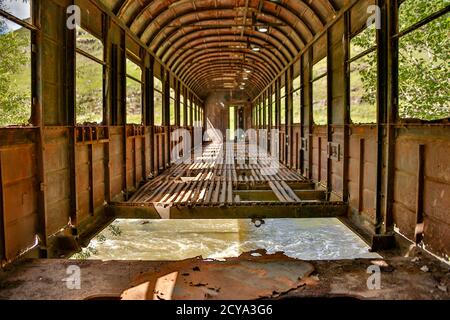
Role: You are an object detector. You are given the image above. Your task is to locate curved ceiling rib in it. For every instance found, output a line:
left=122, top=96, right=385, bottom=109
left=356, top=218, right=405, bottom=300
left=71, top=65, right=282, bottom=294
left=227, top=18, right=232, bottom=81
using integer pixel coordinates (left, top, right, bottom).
left=166, top=36, right=289, bottom=68
left=152, top=17, right=303, bottom=56
left=157, top=24, right=299, bottom=63
left=146, top=8, right=310, bottom=52
left=175, top=51, right=278, bottom=80
left=104, top=0, right=344, bottom=99
left=183, top=61, right=270, bottom=90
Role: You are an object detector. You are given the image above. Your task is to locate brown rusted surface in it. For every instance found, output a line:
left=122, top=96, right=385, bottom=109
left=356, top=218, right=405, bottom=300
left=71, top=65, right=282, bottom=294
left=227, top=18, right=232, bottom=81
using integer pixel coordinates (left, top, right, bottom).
left=96, top=0, right=344, bottom=98
left=0, top=249, right=448, bottom=300
left=122, top=251, right=315, bottom=300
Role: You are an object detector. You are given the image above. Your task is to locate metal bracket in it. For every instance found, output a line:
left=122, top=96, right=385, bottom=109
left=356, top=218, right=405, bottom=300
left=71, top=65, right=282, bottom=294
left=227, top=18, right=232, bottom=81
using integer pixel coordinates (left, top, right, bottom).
left=327, top=142, right=341, bottom=161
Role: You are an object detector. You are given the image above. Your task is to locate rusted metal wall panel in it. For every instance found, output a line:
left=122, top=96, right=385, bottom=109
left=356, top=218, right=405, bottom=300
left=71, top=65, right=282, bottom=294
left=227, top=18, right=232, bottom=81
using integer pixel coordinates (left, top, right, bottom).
left=311, top=127, right=328, bottom=185
left=0, top=132, right=39, bottom=261
left=394, top=128, right=450, bottom=259
left=348, top=126, right=378, bottom=229
left=44, top=128, right=71, bottom=236
left=292, top=125, right=301, bottom=170
left=331, top=128, right=345, bottom=198
left=109, top=127, right=125, bottom=201
left=76, top=146, right=90, bottom=221
left=75, top=142, right=107, bottom=222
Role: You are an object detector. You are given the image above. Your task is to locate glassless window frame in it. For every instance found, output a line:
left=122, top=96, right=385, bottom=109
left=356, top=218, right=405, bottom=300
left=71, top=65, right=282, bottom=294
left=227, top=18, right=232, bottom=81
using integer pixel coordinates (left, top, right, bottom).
left=169, top=87, right=176, bottom=126
left=125, top=57, right=143, bottom=125
left=75, top=26, right=105, bottom=125
left=292, top=75, right=301, bottom=124
left=348, top=26, right=377, bottom=124
left=311, top=57, right=328, bottom=125
left=395, top=1, right=450, bottom=121
left=271, top=88, right=276, bottom=126
left=280, top=85, right=287, bottom=125
left=153, top=76, right=163, bottom=126
left=0, top=3, right=36, bottom=127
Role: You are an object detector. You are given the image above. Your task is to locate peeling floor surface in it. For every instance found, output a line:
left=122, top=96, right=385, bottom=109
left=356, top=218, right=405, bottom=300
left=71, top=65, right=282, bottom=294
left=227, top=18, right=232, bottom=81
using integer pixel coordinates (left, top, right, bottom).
left=0, top=250, right=449, bottom=300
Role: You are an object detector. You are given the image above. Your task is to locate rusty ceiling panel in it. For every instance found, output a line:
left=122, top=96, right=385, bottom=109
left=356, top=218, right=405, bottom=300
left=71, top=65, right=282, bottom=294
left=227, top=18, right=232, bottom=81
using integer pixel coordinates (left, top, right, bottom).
left=99, top=0, right=346, bottom=98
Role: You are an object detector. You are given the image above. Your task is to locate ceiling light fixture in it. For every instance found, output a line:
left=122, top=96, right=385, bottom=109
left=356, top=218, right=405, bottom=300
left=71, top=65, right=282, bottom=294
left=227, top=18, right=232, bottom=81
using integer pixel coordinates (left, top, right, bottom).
left=257, top=25, right=268, bottom=33
left=251, top=45, right=261, bottom=52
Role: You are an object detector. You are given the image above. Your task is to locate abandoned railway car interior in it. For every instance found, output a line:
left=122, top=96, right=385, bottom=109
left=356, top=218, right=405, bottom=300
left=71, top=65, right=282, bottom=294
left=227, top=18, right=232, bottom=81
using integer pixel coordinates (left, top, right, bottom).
left=0, top=0, right=449, bottom=302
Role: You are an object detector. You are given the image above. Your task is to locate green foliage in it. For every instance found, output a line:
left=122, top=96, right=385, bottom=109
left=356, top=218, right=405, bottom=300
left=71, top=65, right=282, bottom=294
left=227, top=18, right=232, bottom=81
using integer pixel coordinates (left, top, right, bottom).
left=72, top=224, right=122, bottom=260
left=354, top=0, right=450, bottom=121
left=0, top=17, right=31, bottom=126
left=397, top=4, right=450, bottom=120
left=108, top=224, right=122, bottom=237
left=75, top=27, right=104, bottom=124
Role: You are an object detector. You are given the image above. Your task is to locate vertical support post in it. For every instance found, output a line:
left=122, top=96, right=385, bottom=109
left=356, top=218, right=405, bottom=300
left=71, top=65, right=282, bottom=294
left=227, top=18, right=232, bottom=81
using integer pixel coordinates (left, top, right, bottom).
left=318, top=137, right=322, bottom=182
left=326, top=30, right=333, bottom=200
left=147, top=57, right=155, bottom=177
left=103, top=15, right=111, bottom=203
left=88, top=143, right=94, bottom=215
left=343, top=11, right=351, bottom=202
left=66, top=0, right=78, bottom=228
left=287, top=66, right=293, bottom=167
left=34, top=0, right=48, bottom=257
left=0, top=152, right=6, bottom=262
left=380, top=0, right=398, bottom=234
left=120, top=32, right=128, bottom=199
left=415, top=144, right=425, bottom=244
left=358, top=138, right=365, bottom=213
left=300, top=56, right=306, bottom=175
left=307, top=49, right=314, bottom=180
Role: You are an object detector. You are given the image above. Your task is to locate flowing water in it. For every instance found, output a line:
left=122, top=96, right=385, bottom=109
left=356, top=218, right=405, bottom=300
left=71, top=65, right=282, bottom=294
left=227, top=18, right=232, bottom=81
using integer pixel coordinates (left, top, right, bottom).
left=73, top=218, right=380, bottom=261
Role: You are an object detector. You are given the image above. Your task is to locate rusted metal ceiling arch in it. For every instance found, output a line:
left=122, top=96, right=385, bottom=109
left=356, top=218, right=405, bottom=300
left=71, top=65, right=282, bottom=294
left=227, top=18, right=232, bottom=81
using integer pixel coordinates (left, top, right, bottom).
left=168, top=40, right=286, bottom=74
left=172, top=45, right=281, bottom=76
left=187, top=64, right=266, bottom=92
left=193, top=76, right=261, bottom=96
left=174, top=46, right=280, bottom=89
left=172, top=48, right=283, bottom=90
left=159, top=28, right=297, bottom=65
left=123, top=0, right=326, bottom=42
left=156, top=22, right=300, bottom=62
left=164, top=34, right=291, bottom=71
left=141, top=5, right=314, bottom=51
left=192, top=77, right=261, bottom=97
left=192, top=72, right=261, bottom=97
left=176, top=51, right=278, bottom=80
left=176, top=50, right=279, bottom=79
left=180, top=54, right=275, bottom=81
left=183, top=61, right=270, bottom=90
left=107, top=0, right=344, bottom=98
left=183, top=62, right=269, bottom=90
left=151, top=16, right=304, bottom=55
left=122, top=0, right=328, bottom=40
left=150, top=12, right=305, bottom=54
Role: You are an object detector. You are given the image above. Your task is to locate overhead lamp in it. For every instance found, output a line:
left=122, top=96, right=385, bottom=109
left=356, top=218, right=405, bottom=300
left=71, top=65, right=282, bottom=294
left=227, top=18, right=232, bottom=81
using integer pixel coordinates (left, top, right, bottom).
left=240, top=86, right=245, bottom=90
left=245, top=69, right=251, bottom=74
left=251, top=45, right=261, bottom=52
left=256, top=25, right=268, bottom=33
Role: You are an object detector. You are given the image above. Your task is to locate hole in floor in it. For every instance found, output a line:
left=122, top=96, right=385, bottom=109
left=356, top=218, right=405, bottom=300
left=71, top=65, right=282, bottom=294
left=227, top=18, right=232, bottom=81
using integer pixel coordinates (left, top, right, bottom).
left=71, top=218, right=380, bottom=261
left=233, top=190, right=280, bottom=202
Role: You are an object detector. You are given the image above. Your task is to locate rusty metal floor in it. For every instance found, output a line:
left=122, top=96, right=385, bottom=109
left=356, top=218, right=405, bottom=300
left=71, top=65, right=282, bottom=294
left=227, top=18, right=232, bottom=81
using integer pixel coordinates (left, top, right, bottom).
left=109, top=143, right=347, bottom=219
left=0, top=250, right=449, bottom=300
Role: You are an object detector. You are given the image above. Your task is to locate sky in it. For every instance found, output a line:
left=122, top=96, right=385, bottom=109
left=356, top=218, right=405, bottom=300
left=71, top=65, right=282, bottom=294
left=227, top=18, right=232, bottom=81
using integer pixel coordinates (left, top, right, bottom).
left=0, top=0, right=31, bottom=31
